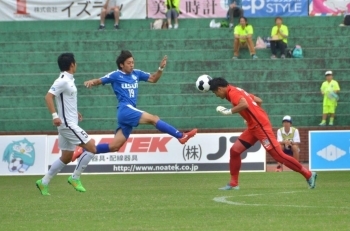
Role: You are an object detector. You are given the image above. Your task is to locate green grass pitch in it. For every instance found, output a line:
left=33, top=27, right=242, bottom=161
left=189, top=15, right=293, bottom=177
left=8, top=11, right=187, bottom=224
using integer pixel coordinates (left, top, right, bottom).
left=0, top=172, right=349, bottom=231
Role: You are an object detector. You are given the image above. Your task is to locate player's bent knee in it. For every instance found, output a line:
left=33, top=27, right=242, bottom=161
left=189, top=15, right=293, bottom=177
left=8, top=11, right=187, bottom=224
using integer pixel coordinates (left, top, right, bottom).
left=60, top=151, right=74, bottom=164
left=109, top=144, right=121, bottom=152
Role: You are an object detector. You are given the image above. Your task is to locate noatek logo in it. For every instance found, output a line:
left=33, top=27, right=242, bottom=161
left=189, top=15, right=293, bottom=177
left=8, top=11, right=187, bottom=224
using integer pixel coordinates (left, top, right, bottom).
left=317, top=144, right=346, bottom=161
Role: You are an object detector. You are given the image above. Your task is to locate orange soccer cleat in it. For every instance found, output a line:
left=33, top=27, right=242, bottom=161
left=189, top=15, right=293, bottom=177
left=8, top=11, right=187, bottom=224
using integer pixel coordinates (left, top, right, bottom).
left=71, top=147, right=84, bottom=162
left=178, top=129, right=198, bottom=144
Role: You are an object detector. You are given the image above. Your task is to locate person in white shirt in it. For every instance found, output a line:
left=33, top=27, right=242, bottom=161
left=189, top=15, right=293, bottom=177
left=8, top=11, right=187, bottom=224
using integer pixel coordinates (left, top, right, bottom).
left=36, top=53, right=97, bottom=195
left=275, top=115, right=300, bottom=172
left=98, top=0, right=121, bottom=30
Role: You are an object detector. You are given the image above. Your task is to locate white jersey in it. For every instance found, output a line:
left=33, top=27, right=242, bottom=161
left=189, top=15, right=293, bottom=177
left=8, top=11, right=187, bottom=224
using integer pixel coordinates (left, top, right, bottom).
left=48, top=71, right=78, bottom=129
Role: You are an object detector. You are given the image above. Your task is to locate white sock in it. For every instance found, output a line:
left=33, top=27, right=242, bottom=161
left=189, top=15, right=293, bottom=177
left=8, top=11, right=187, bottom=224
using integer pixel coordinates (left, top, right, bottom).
left=42, top=159, right=66, bottom=185
left=72, top=151, right=94, bottom=180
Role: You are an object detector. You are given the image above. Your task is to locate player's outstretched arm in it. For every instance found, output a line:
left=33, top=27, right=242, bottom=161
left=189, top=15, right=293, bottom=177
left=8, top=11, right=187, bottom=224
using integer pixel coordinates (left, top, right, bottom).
left=84, top=79, right=102, bottom=88
left=148, top=55, right=167, bottom=83
left=216, top=98, right=248, bottom=115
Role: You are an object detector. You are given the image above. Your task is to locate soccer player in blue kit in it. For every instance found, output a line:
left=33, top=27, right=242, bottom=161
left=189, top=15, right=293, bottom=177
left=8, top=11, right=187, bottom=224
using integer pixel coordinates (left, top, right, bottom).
left=72, top=50, right=197, bottom=161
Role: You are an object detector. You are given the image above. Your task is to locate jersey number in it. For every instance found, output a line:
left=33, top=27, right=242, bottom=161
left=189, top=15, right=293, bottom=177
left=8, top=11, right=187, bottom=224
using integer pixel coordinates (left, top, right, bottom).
left=128, top=89, right=135, bottom=98
left=236, top=87, right=258, bottom=106
left=81, top=131, right=88, bottom=138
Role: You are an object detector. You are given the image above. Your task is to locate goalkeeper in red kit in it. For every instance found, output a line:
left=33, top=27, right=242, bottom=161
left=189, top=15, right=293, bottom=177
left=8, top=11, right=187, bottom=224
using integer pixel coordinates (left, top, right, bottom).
left=208, top=77, right=317, bottom=190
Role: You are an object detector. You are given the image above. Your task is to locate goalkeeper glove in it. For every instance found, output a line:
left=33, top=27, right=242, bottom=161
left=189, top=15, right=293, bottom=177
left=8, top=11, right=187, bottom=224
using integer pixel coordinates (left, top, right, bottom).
left=216, top=106, right=232, bottom=115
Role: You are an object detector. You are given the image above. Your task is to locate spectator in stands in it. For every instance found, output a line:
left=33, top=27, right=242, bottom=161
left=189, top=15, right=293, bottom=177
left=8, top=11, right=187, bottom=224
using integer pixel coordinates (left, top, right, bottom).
left=233, top=17, right=258, bottom=60
left=227, top=0, right=244, bottom=29
left=319, top=70, right=340, bottom=126
left=275, top=115, right=300, bottom=172
left=166, top=0, right=180, bottom=29
left=98, top=0, right=120, bottom=30
left=270, top=17, right=289, bottom=59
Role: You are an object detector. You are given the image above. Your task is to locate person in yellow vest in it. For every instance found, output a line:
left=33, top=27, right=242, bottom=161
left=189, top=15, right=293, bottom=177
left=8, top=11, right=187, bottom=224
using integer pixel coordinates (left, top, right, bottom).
left=275, top=115, right=300, bottom=172
left=165, top=0, right=180, bottom=29
left=270, top=17, right=289, bottom=59
left=233, top=17, right=258, bottom=59
left=319, top=70, right=340, bottom=126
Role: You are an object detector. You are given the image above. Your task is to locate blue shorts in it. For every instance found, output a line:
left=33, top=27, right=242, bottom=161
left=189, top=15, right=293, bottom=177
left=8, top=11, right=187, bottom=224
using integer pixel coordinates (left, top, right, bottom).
left=116, top=104, right=144, bottom=139
left=283, top=148, right=293, bottom=156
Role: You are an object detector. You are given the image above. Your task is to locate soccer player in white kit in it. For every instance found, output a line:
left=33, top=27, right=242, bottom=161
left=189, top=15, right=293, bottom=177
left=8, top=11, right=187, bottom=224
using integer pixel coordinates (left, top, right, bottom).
left=36, top=53, right=97, bottom=195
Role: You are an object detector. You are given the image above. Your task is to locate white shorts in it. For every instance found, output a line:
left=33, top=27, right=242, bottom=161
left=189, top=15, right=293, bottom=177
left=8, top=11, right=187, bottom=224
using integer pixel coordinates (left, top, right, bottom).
left=58, top=126, right=91, bottom=151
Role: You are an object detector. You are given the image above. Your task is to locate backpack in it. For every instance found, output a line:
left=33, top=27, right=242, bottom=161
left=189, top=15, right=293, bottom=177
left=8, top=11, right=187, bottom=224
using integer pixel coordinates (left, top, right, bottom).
left=344, top=15, right=350, bottom=25
left=152, top=19, right=167, bottom=30
left=292, top=45, right=303, bottom=58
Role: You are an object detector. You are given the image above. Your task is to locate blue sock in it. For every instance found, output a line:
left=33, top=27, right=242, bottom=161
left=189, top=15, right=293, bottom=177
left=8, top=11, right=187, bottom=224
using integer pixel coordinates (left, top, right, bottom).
left=156, top=120, right=183, bottom=138
left=96, top=143, right=110, bottom=154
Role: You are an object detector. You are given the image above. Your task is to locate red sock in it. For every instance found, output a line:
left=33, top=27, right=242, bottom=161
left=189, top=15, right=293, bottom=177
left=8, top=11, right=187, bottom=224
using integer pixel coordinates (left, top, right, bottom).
left=268, top=148, right=311, bottom=179
left=229, top=149, right=241, bottom=186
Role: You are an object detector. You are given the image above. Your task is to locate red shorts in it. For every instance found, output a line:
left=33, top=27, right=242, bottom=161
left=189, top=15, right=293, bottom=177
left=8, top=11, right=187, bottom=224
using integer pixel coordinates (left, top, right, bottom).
left=239, top=125, right=280, bottom=151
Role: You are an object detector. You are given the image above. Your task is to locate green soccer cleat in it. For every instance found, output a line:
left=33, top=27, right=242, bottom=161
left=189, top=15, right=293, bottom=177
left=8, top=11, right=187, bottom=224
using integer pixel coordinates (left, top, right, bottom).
left=68, top=176, right=86, bottom=192
left=36, top=179, right=50, bottom=196
left=307, top=172, right=318, bottom=189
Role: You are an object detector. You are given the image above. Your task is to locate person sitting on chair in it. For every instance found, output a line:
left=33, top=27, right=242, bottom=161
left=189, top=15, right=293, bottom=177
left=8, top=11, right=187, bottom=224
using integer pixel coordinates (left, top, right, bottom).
left=98, top=0, right=121, bottom=30
left=275, top=115, right=300, bottom=172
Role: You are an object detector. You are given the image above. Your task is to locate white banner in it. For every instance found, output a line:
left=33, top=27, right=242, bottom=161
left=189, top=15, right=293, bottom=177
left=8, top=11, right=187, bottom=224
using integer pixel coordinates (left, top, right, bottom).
left=48, top=133, right=266, bottom=173
left=0, top=0, right=146, bottom=21
left=0, top=135, right=47, bottom=175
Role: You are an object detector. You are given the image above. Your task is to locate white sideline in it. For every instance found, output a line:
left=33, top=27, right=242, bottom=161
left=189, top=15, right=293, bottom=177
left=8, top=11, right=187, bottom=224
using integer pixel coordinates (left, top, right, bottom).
left=213, top=191, right=349, bottom=209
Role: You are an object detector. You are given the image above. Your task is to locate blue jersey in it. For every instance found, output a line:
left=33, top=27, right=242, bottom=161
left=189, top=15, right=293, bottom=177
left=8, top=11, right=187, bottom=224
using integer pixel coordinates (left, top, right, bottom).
left=100, top=69, right=150, bottom=107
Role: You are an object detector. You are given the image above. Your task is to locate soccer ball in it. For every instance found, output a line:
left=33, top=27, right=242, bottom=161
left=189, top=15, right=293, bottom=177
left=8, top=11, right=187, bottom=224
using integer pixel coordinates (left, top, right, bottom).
left=196, top=74, right=212, bottom=92
left=8, top=158, right=23, bottom=172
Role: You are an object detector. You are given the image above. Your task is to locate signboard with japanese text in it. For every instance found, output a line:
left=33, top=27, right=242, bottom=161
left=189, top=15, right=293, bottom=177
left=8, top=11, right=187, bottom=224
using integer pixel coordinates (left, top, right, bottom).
left=242, top=0, right=309, bottom=17
left=0, top=135, right=47, bottom=176
left=0, top=0, right=146, bottom=21
left=147, top=0, right=229, bottom=18
left=48, top=133, right=266, bottom=173
left=309, top=0, right=349, bottom=16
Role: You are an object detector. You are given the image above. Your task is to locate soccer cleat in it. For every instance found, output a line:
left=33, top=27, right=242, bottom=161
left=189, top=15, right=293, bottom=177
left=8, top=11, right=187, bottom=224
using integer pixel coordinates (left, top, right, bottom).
left=271, top=55, right=277, bottom=59
left=275, top=164, right=282, bottom=172
left=71, top=147, right=84, bottom=162
left=36, top=179, right=50, bottom=196
left=178, top=129, right=198, bottom=144
left=252, top=55, right=258, bottom=59
left=232, top=56, right=238, bottom=60
left=114, top=25, right=119, bottom=30
left=319, top=122, right=326, bottom=126
left=219, top=184, right=240, bottom=190
left=328, top=122, right=334, bottom=126
left=307, top=172, right=317, bottom=189
left=98, top=25, right=105, bottom=30
left=68, top=176, right=86, bottom=192
left=281, top=54, right=286, bottom=59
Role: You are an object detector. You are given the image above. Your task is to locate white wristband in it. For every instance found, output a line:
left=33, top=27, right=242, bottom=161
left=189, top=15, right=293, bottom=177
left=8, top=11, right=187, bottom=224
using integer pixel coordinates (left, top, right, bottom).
left=158, top=67, right=164, bottom=71
left=52, top=112, right=59, bottom=120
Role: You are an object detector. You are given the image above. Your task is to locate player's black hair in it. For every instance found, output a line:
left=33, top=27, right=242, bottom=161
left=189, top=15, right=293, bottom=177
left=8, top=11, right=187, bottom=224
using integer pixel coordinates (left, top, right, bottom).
left=209, top=77, right=229, bottom=91
left=275, top=16, right=283, bottom=22
left=57, top=53, right=75, bottom=72
left=116, top=50, right=133, bottom=70
left=239, top=17, right=248, bottom=25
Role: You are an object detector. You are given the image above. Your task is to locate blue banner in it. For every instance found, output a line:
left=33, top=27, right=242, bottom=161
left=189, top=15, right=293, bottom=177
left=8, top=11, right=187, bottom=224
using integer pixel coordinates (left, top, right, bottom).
left=242, top=0, right=308, bottom=17
left=309, top=131, right=350, bottom=171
